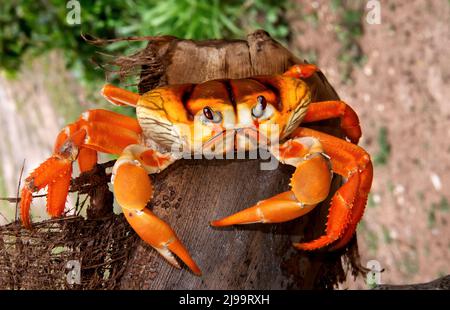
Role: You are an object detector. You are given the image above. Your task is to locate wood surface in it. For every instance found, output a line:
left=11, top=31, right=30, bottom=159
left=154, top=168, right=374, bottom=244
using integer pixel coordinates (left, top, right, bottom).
left=374, top=275, right=450, bottom=290
left=118, top=30, right=354, bottom=289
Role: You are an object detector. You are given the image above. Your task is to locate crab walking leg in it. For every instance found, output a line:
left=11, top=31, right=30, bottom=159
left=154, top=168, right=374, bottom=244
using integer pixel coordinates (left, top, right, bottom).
left=20, top=110, right=141, bottom=227
left=211, top=137, right=332, bottom=226
left=291, top=127, right=373, bottom=250
left=112, top=145, right=201, bottom=275
left=54, top=124, right=98, bottom=173
left=53, top=110, right=142, bottom=171
left=20, top=156, right=74, bottom=227
left=20, top=130, right=85, bottom=227
left=101, top=84, right=140, bottom=107
left=77, top=148, right=98, bottom=173
left=330, top=160, right=373, bottom=250
left=283, top=63, right=318, bottom=79
left=282, top=64, right=361, bottom=144
left=303, top=101, right=362, bottom=144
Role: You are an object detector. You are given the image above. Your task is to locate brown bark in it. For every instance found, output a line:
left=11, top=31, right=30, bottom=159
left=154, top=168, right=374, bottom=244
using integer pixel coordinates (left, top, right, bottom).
left=374, top=275, right=450, bottom=290
left=116, top=30, right=360, bottom=289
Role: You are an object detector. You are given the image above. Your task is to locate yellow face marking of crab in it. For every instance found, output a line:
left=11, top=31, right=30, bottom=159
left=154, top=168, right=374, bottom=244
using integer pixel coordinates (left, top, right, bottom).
left=136, top=76, right=311, bottom=153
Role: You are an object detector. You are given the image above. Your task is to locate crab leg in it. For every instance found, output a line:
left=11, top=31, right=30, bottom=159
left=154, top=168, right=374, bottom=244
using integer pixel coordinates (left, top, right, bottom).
left=283, top=63, right=318, bottom=79
left=303, top=101, right=362, bottom=144
left=20, top=110, right=141, bottom=227
left=211, top=128, right=372, bottom=251
left=291, top=127, right=373, bottom=250
left=20, top=156, right=74, bottom=227
left=330, top=160, right=373, bottom=250
left=113, top=145, right=201, bottom=275
left=210, top=191, right=317, bottom=226
left=101, top=84, right=140, bottom=107
left=211, top=137, right=332, bottom=226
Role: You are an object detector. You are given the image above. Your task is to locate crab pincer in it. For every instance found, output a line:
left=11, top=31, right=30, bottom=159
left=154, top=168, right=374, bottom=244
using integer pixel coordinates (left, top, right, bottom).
left=20, top=129, right=85, bottom=227
left=112, top=145, right=201, bottom=275
left=211, top=137, right=333, bottom=227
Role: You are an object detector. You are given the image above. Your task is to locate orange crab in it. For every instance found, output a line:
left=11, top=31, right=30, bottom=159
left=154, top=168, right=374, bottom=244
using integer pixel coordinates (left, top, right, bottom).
left=20, top=64, right=373, bottom=275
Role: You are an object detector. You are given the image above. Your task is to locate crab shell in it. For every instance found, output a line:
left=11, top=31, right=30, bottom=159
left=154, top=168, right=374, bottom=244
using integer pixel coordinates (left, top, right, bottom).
left=136, top=75, right=312, bottom=154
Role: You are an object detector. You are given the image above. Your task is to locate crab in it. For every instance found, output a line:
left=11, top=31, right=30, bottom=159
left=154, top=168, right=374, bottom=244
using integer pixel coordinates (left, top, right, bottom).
left=20, top=64, right=373, bottom=275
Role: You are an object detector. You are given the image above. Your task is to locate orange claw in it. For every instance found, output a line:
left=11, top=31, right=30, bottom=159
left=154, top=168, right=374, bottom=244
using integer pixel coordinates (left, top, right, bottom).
left=290, top=154, right=332, bottom=205
left=211, top=137, right=331, bottom=227
left=291, top=127, right=372, bottom=250
left=47, top=165, right=72, bottom=217
left=77, top=148, right=98, bottom=173
left=113, top=152, right=200, bottom=275
left=19, top=188, right=32, bottom=228
left=211, top=191, right=317, bottom=226
left=123, top=208, right=201, bottom=275
left=20, top=156, right=72, bottom=227
left=293, top=172, right=360, bottom=250
left=20, top=109, right=142, bottom=228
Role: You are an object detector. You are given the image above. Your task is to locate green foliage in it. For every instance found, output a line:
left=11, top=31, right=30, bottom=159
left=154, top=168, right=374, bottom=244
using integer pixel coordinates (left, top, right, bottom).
left=134, top=0, right=289, bottom=41
left=433, top=196, right=449, bottom=212
left=0, top=0, right=289, bottom=83
left=357, top=219, right=379, bottom=254
left=367, top=193, right=376, bottom=208
left=238, top=0, right=290, bottom=41
left=428, top=208, right=436, bottom=228
left=374, top=127, right=391, bottom=166
left=401, top=252, right=419, bottom=276
left=382, top=225, right=393, bottom=244
left=366, top=228, right=379, bottom=254
left=428, top=196, right=449, bottom=228
left=330, top=0, right=365, bottom=82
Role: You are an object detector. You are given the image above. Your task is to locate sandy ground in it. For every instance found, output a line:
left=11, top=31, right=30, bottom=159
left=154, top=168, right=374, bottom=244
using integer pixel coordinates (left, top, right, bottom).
left=0, top=0, right=448, bottom=288
left=289, top=0, right=450, bottom=287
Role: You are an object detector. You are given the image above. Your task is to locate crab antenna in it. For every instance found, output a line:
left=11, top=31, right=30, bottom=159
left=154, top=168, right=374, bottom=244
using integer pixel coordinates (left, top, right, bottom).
left=101, top=84, right=140, bottom=107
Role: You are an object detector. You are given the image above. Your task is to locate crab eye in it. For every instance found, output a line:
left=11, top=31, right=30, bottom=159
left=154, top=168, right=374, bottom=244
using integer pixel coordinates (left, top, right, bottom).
left=202, top=106, right=222, bottom=123
left=203, top=106, right=214, bottom=120
left=252, top=95, right=267, bottom=118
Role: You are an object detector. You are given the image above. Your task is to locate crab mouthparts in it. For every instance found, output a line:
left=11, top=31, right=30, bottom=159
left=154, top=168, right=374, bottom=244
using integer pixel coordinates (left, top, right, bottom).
left=202, top=128, right=268, bottom=153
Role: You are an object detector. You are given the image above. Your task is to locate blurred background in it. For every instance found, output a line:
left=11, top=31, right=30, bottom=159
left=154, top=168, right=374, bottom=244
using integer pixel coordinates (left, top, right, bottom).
left=0, top=0, right=448, bottom=288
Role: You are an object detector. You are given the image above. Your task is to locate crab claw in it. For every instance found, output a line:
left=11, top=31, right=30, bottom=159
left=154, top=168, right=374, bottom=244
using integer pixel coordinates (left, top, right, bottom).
left=20, top=129, right=86, bottom=227
left=20, top=156, right=73, bottom=228
left=211, top=191, right=317, bottom=226
left=113, top=161, right=201, bottom=275
left=211, top=140, right=332, bottom=227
